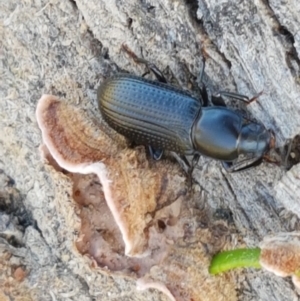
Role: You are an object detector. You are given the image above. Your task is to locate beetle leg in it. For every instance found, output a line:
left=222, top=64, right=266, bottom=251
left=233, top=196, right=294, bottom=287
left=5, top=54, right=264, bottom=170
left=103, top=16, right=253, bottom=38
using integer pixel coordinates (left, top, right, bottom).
left=222, top=157, right=264, bottom=172
left=196, top=58, right=209, bottom=107
left=190, top=154, right=200, bottom=174
left=122, top=44, right=167, bottom=83
left=263, top=154, right=281, bottom=166
left=170, top=152, right=200, bottom=186
left=140, top=60, right=167, bottom=83
left=283, top=138, right=293, bottom=168
left=148, top=146, right=164, bottom=160
left=211, top=90, right=263, bottom=107
left=247, top=91, right=264, bottom=104
left=216, top=90, right=263, bottom=105
left=141, top=70, right=150, bottom=78
left=185, top=154, right=200, bottom=186
left=170, top=152, right=190, bottom=174
left=198, top=57, right=206, bottom=84
left=211, top=95, right=226, bottom=107
left=199, top=82, right=209, bottom=107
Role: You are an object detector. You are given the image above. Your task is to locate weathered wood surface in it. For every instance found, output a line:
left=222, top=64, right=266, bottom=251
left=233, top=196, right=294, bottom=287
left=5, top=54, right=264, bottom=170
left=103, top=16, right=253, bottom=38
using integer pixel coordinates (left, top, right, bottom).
left=1, top=0, right=300, bottom=300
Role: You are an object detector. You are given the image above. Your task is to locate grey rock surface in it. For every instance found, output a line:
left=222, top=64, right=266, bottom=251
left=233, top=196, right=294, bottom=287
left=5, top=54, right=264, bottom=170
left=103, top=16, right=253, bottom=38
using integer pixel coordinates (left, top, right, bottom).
left=1, top=0, right=300, bottom=300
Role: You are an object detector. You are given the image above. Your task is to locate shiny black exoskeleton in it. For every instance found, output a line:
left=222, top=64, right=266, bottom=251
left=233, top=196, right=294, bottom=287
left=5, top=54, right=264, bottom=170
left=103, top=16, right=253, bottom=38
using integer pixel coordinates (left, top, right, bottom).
left=97, top=51, right=274, bottom=172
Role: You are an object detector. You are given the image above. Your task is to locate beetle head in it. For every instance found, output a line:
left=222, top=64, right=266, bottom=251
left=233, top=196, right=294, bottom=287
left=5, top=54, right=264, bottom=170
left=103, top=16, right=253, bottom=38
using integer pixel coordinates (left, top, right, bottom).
left=238, top=123, right=274, bottom=158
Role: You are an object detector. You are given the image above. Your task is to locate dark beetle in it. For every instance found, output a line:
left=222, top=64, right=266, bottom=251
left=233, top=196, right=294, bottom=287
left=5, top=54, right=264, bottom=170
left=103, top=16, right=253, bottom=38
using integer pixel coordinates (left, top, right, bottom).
left=97, top=57, right=274, bottom=172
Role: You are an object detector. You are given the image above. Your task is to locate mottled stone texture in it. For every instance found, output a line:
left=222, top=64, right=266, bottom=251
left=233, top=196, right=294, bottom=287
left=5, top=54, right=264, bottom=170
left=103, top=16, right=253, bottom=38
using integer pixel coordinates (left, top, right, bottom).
left=1, top=0, right=300, bottom=300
